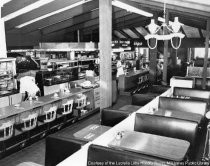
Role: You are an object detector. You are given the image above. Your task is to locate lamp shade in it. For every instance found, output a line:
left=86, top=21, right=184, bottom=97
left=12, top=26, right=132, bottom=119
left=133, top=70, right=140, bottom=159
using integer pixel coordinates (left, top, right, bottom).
left=147, top=19, right=159, bottom=34
left=171, top=17, right=182, bottom=33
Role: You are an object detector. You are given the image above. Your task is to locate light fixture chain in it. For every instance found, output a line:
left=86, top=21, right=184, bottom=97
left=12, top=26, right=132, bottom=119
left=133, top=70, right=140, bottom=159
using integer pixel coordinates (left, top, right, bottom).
left=163, top=0, right=166, bottom=22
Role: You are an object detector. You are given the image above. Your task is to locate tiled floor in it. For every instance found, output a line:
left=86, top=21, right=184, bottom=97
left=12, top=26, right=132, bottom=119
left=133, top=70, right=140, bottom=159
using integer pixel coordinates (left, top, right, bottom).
left=0, top=94, right=132, bottom=166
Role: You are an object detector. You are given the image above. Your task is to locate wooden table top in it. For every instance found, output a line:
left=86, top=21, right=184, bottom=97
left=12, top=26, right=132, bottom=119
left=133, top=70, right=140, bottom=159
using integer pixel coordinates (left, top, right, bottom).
left=73, top=124, right=110, bottom=141
left=154, top=108, right=203, bottom=124
left=0, top=88, right=91, bottom=120
left=108, top=131, right=190, bottom=162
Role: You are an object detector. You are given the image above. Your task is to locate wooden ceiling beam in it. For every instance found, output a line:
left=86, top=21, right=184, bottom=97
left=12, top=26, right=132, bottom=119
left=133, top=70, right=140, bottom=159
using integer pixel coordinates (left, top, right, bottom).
left=16, top=0, right=99, bottom=34
left=131, top=0, right=210, bottom=19
left=65, top=14, right=148, bottom=37
left=2, top=0, right=40, bottom=17
left=5, top=0, right=92, bottom=31
left=42, top=8, right=132, bottom=35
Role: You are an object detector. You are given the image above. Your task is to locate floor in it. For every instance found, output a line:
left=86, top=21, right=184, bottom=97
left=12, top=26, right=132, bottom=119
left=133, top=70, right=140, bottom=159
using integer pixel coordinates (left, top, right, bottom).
left=0, top=94, right=131, bottom=166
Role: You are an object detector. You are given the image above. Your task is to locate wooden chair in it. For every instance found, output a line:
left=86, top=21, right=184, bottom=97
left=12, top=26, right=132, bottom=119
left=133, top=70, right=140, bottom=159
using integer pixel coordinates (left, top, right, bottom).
left=44, top=106, right=57, bottom=123
left=62, top=99, right=73, bottom=115
left=21, top=113, right=38, bottom=131
left=0, top=121, right=14, bottom=141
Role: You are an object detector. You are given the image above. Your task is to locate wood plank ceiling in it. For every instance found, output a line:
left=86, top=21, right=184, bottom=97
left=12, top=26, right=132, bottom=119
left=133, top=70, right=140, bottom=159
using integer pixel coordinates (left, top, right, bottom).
left=1, top=0, right=210, bottom=48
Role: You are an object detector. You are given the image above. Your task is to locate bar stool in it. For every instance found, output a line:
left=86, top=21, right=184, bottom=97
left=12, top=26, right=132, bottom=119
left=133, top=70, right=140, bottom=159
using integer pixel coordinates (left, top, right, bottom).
left=62, top=99, right=74, bottom=115
left=44, top=106, right=57, bottom=123
left=0, top=121, right=14, bottom=141
left=76, top=95, right=87, bottom=110
left=76, top=95, right=87, bottom=116
left=21, top=113, right=38, bottom=131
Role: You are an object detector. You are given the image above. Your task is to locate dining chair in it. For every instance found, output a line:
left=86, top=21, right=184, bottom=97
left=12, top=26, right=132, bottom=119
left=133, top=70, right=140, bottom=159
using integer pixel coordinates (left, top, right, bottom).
left=0, top=121, right=14, bottom=141
left=21, top=113, right=38, bottom=131
left=76, top=95, right=87, bottom=110
left=44, top=106, right=57, bottom=123
left=62, top=99, right=73, bottom=115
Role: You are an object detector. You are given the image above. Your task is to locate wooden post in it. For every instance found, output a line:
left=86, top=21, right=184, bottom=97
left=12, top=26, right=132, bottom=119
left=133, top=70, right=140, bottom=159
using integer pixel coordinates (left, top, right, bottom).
left=99, top=0, right=112, bottom=109
left=149, top=14, right=158, bottom=84
left=162, top=9, right=169, bottom=85
left=202, top=19, right=210, bottom=89
left=0, top=4, right=7, bottom=58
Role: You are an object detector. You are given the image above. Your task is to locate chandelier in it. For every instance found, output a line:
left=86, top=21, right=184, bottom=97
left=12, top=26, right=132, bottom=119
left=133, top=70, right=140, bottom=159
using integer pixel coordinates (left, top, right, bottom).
left=144, top=1, right=185, bottom=49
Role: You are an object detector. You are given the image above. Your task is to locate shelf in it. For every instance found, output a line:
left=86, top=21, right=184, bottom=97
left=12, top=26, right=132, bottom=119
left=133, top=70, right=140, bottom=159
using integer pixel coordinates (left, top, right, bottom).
left=78, top=58, right=95, bottom=62
left=49, top=59, right=78, bottom=64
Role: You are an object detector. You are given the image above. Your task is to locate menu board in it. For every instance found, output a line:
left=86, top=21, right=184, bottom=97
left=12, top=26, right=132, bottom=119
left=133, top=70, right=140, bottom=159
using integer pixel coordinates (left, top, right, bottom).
left=112, top=40, right=131, bottom=48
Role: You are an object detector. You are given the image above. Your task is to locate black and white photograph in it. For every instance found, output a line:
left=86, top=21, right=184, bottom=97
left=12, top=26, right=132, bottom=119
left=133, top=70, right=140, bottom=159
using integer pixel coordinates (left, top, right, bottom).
left=0, top=0, right=210, bottom=165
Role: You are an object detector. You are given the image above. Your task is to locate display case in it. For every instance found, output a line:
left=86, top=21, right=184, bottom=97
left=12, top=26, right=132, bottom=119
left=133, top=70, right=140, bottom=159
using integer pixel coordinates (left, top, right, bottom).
left=0, top=58, right=17, bottom=95
left=36, top=59, right=79, bottom=96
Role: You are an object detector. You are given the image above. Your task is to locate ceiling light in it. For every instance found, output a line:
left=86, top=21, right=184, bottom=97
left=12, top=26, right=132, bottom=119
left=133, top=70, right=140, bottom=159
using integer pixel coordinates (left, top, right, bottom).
left=3, top=0, right=56, bottom=21
left=112, top=0, right=153, bottom=17
left=145, top=1, right=185, bottom=49
left=1, top=0, right=12, bottom=7
left=16, top=0, right=92, bottom=28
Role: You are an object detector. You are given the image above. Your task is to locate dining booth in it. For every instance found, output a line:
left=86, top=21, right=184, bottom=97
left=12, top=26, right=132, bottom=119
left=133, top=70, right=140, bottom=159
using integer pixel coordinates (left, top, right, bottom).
left=57, top=87, right=208, bottom=166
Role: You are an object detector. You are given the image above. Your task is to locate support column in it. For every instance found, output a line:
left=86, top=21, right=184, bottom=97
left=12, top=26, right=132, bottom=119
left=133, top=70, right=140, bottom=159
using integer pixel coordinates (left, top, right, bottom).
left=99, top=0, right=112, bottom=109
left=202, top=19, right=210, bottom=89
left=162, top=9, right=169, bottom=85
left=149, top=14, right=158, bottom=83
left=0, top=4, right=7, bottom=58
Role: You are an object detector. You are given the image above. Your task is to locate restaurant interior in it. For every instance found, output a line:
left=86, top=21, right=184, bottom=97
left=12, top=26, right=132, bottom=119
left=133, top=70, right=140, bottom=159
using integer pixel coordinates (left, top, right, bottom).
left=1, top=0, right=210, bottom=166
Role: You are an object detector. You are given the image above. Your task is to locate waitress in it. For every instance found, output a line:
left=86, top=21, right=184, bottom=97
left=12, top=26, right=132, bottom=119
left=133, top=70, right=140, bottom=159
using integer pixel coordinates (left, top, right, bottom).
left=116, top=56, right=125, bottom=93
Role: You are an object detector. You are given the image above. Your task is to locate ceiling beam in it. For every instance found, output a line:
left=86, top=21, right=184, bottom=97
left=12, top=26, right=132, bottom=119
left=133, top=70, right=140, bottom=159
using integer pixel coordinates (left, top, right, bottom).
left=41, top=8, right=132, bottom=35
left=5, top=0, right=90, bottom=31
left=131, top=0, right=210, bottom=19
left=2, top=0, right=40, bottom=17
left=17, top=2, right=98, bottom=33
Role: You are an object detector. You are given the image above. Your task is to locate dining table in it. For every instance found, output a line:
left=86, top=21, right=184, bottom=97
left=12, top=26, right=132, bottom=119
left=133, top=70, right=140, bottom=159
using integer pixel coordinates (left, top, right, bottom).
left=73, top=124, right=111, bottom=141
left=108, top=130, right=190, bottom=162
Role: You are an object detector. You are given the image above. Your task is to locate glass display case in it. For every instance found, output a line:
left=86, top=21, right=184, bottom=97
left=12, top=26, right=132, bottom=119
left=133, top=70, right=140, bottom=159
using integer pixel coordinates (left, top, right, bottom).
left=0, top=58, right=17, bottom=95
left=36, top=60, right=79, bottom=96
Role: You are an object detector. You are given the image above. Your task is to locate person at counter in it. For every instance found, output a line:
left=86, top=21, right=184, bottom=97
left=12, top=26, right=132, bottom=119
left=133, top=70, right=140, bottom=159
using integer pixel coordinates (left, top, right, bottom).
left=136, top=55, right=144, bottom=70
left=19, top=76, right=40, bottom=101
left=116, top=56, right=125, bottom=93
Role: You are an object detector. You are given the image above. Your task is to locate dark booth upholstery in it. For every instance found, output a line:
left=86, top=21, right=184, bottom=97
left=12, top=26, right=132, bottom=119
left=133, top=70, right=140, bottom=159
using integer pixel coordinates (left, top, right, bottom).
left=173, top=87, right=210, bottom=103
left=131, top=94, right=157, bottom=106
left=100, top=108, right=132, bottom=127
left=87, top=144, right=174, bottom=166
left=194, top=77, right=210, bottom=90
left=134, top=113, right=198, bottom=159
left=45, top=134, right=87, bottom=166
left=158, top=97, right=207, bottom=117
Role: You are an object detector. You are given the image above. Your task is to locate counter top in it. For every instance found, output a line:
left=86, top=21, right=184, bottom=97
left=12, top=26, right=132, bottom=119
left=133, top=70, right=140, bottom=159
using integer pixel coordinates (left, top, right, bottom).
left=0, top=87, right=91, bottom=120
left=124, top=69, right=149, bottom=77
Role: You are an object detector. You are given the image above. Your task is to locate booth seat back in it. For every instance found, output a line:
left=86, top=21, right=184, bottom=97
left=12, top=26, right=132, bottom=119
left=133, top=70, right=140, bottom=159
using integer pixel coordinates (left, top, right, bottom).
left=173, top=87, right=210, bottom=102
left=134, top=113, right=198, bottom=149
left=45, top=135, right=87, bottom=166
left=87, top=144, right=174, bottom=166
left=194, top=77, right=210, bottom=90
left=158, top=97, right=207, bottom=116
left=100, top=109, right=130, bottom=127
left=132, top=94, right=157, bottom=106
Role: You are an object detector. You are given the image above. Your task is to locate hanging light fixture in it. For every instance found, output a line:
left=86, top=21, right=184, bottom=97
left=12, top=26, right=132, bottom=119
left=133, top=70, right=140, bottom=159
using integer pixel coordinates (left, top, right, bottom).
left=144, top=0, right=185, bottom=49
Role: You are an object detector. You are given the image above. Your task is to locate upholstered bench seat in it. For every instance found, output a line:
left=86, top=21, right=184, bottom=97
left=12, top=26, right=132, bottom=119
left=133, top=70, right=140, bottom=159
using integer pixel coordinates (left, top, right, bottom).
left=100, top=109, right=130, bottom=127
left=45, top=133, right=87, bottom=166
